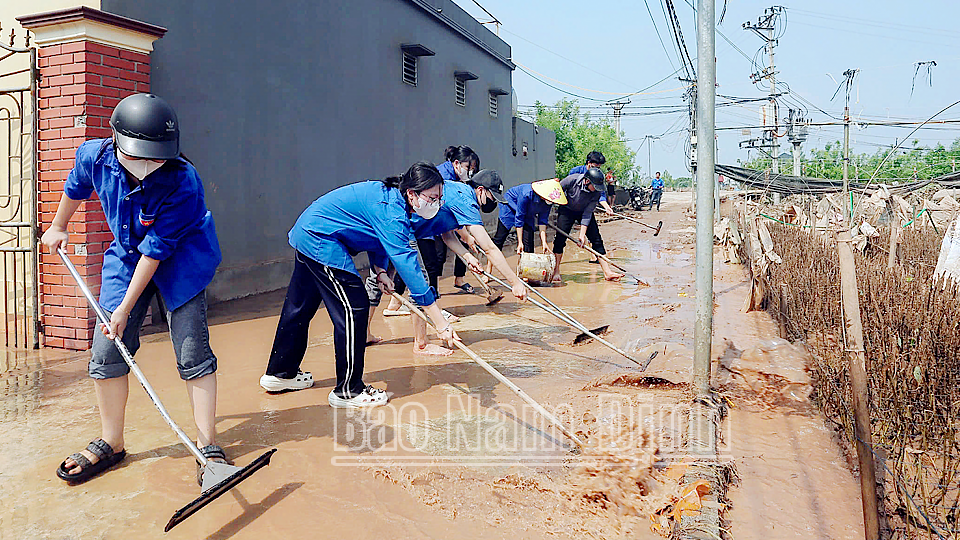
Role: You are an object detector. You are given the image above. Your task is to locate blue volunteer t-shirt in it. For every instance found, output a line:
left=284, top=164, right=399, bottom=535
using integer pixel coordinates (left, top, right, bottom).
left=288, top=181, right=436, bottom=306
left=438, top=160, right=458, bottom=182
left=64, top=139, right=221, bottom=312
left=499, top=183, right=551, bottom=229
left=409, top=180, right=483, bottom=238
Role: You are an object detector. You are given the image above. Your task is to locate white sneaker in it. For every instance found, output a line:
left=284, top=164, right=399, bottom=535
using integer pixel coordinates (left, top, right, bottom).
left=260, top=370, right=314, bottom=392
left=328, top=386, right=389, bottom=408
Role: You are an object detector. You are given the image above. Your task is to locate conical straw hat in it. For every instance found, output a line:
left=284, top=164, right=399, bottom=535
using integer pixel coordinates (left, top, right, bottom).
left=531, top=179, right=567, bottom=205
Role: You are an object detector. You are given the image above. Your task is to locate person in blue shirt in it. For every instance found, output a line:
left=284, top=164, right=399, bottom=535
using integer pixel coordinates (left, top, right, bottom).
left=650, top=171, right=665, bottom=211
left=435, top=145, right=480, bottom=294
left=381, top=145, right=481, bottom=318
left=487, top=178, right=567, bottom=277
left=260, top=163, right=474, bottom=407
left=40, top=94, right=224, bottom=485
left=369, top=170, right=527, bottom=355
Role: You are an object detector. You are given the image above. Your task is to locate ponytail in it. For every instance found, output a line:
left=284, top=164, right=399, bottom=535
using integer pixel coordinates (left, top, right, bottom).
left=443, top=145, right=480, bottom=172
left=382, top=175, right=402, bottom=188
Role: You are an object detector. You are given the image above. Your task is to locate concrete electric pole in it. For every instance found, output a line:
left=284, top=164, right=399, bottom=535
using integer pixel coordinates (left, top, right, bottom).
left=607, top=98, right=630, bottom=140
left=786, top=108, right=808, bottom=177
left=693, top=0, right=716, bottom=396
left=641, top=134, right=660, bottom=179
left=841, top=69, right=858, bottom=222
left=742, top=6, right=785, bottom=199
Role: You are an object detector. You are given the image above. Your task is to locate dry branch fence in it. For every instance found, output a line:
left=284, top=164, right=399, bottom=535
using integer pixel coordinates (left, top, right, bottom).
left=750, top=219, right=960, bottom=539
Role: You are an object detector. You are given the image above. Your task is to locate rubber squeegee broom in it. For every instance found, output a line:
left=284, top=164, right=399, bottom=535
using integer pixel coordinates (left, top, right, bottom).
left=57, top=248, right=277, bottom=532
left=389, top=292, right=584, bottom=449
left=603, top=210, right=663, bottom=236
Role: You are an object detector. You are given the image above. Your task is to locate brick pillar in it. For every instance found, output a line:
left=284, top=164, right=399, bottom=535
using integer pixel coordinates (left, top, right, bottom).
left=19, top=8, right=166, bottom=350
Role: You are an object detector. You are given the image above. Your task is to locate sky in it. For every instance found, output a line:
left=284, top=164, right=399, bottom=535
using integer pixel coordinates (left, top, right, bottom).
left=452, top=0, right=960, bottom=180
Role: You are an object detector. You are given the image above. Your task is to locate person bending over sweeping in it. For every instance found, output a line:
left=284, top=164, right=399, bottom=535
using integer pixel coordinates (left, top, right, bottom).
left=435, top=145, right=481, bottom=295
left=568, top=151, right=617, bottom=263
left=366, top=169, right=527, bottom=355
left=259, top=163, right=461, bottom=407
left=550, top=167, right=624, bottom=282
left=41, top=94, right=225, bottom=485
left=379, top=145, right=481, bottom=316
left=486, top=178, right=568, bottom=276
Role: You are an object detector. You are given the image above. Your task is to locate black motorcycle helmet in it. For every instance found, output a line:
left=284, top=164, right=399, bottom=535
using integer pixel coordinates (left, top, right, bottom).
left=584, top=167, right=605, bottom=190
left=109, top=93, right=180, bottom=160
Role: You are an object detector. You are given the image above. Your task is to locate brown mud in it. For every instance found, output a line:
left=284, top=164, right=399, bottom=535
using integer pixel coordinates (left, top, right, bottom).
left=0, top=192, right=864, bottom=539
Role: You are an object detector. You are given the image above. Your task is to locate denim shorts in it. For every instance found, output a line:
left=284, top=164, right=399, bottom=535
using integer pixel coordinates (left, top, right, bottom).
left=364, top=238, right=431, bottom=307
left=89, top=284, right=218, bottom=381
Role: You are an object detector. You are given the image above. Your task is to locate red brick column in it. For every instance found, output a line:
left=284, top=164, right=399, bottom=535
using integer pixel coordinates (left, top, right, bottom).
left=19, top=8, right=166, bottom=350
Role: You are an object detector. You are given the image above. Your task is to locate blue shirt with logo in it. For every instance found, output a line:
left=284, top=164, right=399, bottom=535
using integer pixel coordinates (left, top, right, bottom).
left=64, top=139, right=221, bottom=312
left=410, top=180, right=483, bottom=238
left=651, top=177, right=665, bottom=189
left=288, top=180, right=436, bottom=306
left=498, top=183, right=551, bottom=230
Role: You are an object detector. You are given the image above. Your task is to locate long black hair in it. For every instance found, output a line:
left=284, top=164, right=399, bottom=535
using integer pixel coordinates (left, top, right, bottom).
left=382, top=161, right=443, bottom=213
left=444, top=145, right=480, bottom=172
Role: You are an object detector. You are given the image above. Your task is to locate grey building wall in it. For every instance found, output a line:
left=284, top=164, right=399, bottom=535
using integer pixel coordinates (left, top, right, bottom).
left=99, top=0, right=555, bottom=302
left=501, top=117, right=556, bottom=188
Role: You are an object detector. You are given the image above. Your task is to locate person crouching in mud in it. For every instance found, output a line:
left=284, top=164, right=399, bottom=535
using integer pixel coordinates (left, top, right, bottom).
left=550, top=167, right=624, bottom=282
left=259, top=162, right=457, bottom=407
left=41, top=93, right=225, bottom=486
left=366, top=169, right=528, bottom=356
left=486, top=178, right=568, bottom=277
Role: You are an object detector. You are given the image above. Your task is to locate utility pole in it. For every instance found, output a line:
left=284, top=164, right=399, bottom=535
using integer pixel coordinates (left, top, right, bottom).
left=743, top=6, right=785, bottom=199
left=841, top=69, right=858, bottom=222
left=786, top=108, right=808, bottom=177
left=607, top=98, right=630, bottom=140
left=693, top=0, right=715, bottom=396
left=642, top=134, right=660, bottom=180
left=683, top=80, right=697, bottom=209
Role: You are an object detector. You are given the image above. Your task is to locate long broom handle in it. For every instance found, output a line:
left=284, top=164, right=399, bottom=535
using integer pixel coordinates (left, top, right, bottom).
left=57, top=247, right=207, bottom=464
left=607, top=210, right=661, bottom=231
left=388, top=291, right=584, bottom=448
left=479, top=270, right=643, bottom=368
left=543, top=221, right=649, bottom=286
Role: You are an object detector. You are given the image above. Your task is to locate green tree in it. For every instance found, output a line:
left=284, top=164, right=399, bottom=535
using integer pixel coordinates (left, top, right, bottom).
left=740, top=138, right=960, bottom=182
left=529, top=99, right=638, bottom=181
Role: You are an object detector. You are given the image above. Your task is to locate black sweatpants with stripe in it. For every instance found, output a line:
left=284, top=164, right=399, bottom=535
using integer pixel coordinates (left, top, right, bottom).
left=265, top=251, right=369, bottom=398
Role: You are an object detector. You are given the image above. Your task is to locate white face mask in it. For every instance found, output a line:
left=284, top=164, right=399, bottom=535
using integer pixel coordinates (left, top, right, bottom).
left=117, top=151, right=165, bottom=180
left=455, top=163, right=473, bottom=182
left=412, top=195, right=441, bottom=219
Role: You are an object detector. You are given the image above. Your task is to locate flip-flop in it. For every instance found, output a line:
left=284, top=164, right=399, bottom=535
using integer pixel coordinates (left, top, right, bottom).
left=57, top=438, right=126, bottom=484
left=453, top=283, right=475, bottom=294
left=382, top=307, right=410, bottom=317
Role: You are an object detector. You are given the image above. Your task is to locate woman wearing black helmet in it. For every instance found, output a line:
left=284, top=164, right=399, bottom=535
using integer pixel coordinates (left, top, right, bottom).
left=41, top=94, right=225, bottom=486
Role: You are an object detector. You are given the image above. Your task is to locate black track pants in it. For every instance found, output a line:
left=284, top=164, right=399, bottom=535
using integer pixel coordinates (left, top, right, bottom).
left=266, top=251, right=369, bottom=398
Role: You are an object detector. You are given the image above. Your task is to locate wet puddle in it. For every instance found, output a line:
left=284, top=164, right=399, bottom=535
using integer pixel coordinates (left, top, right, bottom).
left=0, top=195, right=865, bottom=539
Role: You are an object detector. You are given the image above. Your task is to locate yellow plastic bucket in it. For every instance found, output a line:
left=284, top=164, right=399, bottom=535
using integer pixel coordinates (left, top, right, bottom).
left=517, top=252, right=555, bottom=282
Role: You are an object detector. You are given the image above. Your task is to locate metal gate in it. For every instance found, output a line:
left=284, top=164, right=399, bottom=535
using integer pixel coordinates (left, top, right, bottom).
left=0, top=34, right=39, bottom=349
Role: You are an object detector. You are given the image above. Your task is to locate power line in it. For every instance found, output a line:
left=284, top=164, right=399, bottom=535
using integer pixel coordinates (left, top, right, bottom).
left=642, top=0, right=676, bottom=69
left=514, top=64, right=607, bottom=102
